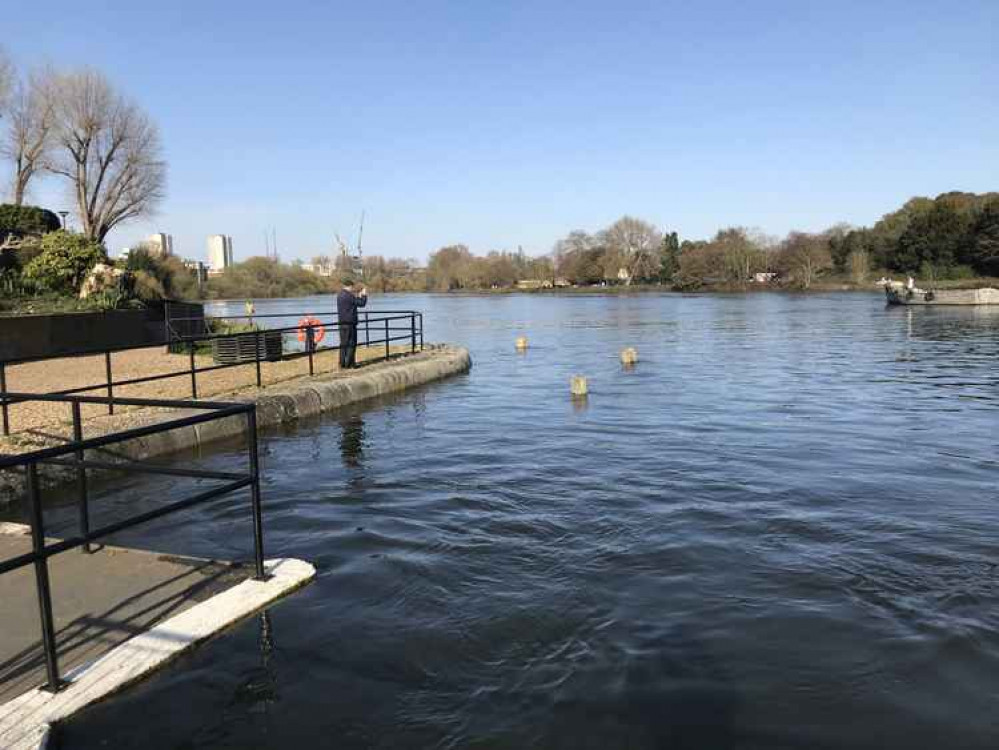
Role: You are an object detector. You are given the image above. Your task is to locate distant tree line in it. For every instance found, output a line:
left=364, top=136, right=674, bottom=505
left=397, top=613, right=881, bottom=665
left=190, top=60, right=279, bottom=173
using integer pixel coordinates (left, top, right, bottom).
left=205, top=257, right=336, bottom=299
left=418, top=192, right=999, bottom=292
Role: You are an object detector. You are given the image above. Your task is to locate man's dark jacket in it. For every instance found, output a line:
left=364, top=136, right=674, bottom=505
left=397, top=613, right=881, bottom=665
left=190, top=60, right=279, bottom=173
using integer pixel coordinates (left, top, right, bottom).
left=336, top=289, right=367, bottom=323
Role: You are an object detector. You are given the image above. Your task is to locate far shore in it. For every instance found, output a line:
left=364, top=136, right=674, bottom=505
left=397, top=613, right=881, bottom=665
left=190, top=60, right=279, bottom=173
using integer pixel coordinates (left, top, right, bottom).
left=352, top=276, right=999, bottom=298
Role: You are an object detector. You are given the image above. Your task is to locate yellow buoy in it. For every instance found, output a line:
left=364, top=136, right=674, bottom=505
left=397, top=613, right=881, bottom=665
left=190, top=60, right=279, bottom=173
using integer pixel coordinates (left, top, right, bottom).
left=570, top=375, right=589, bottom=397
left=515, top=336, right=528, bottom=351
left=620, top=347, right=638, bottom=365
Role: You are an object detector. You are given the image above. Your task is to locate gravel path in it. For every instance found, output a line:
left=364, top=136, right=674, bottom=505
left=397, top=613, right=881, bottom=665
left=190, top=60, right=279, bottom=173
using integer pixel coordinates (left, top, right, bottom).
left=1, top=345, right=410, bottom=434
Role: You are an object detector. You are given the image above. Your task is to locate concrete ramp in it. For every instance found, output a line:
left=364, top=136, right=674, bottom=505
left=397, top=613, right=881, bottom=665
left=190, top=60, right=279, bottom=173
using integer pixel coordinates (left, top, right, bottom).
left=0, top=522, right=316, bottom=749
left=0, top=524, right=247, bottom=705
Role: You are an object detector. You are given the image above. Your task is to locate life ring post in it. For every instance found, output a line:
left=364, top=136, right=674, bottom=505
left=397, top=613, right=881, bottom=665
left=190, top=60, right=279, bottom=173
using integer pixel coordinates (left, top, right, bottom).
left=297, top=316, right=326, bottom=358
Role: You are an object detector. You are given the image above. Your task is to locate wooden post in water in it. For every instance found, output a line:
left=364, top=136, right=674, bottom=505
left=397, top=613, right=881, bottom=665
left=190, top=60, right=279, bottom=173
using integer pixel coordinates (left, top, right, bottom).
left=570, top=375, right=588, bottom=397
left=515, top=336, right=528, bottom=351
left=620, top=347, right=638, bottom=366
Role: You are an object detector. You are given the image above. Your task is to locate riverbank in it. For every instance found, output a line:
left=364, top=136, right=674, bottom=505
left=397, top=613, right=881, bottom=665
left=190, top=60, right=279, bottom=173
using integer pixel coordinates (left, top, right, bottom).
left=436, top=276, right=999, bottom=295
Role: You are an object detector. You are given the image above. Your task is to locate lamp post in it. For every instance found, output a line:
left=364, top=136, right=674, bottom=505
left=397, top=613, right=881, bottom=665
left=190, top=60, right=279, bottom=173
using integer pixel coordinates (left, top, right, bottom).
left=58, top=211, right=69, bottom=230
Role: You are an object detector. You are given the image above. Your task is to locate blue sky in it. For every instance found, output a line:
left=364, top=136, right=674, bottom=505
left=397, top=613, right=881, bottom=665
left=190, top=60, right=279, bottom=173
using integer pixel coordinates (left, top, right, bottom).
left=4, top=0, right=996, bottom=262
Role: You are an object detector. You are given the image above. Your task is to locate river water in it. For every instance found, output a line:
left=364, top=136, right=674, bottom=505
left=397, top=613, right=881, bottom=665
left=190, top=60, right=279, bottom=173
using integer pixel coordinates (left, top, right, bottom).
left=57, top=292, right=999, bottom=748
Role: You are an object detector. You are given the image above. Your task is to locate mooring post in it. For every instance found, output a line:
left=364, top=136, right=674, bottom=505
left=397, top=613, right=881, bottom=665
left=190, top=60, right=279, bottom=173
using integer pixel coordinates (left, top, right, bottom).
left=27, top=462, right=62, bottom=692
left=72, top=402, right=92, bottom=554
left=620, top=347, right=638, bottom=366
left=0, top=361, right=9, bottom=436
left=104, top=350, right=114, bottom=415
left=188, top=342, right=197, bottom=399
left=246, top=408, right=268, bottom=581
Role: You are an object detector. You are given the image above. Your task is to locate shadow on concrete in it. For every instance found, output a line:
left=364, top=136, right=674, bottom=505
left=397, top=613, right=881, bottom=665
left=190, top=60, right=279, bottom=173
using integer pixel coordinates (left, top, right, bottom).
left=0, top=537, right=245, bottom=704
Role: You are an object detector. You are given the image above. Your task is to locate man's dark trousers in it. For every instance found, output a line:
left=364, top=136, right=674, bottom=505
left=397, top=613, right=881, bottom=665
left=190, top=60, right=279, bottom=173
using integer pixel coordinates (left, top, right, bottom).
left=339, top=322, right=358, bottom=368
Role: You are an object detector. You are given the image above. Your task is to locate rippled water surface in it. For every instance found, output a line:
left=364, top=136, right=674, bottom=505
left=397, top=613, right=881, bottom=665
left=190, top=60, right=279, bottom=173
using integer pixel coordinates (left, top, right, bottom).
left=56, top=292, right=999, bottom=748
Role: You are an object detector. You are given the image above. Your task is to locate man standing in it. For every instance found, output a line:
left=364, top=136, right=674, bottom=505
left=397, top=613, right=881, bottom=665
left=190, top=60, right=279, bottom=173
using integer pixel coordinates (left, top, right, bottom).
left=336, top=277, right=367, bottom=369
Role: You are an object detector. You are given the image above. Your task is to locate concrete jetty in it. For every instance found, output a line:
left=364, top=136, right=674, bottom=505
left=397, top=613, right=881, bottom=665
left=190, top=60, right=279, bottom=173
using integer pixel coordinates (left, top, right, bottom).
left=0, top=344, right=472, bottom=505
left=0, top=539, right=314, bottom=750
left=0, top=523, right=247, bottom=705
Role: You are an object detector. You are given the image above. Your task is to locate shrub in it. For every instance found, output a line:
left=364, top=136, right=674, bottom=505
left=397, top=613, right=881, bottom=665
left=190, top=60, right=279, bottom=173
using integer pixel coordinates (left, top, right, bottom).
left=132, top=269, right=166, bottom=301
left=945, top=265, right=976, bottom=280
left=125, top=248, right=202, bottom=300
left=0, top=204, right=62, bottom=240
left=22, top=231, right=107, bottom=294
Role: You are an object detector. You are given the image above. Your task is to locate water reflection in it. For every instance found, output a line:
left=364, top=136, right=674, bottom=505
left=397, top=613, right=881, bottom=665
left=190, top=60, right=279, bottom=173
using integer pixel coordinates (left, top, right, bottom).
left=892, top=304, right=999, bottom=342
left=230, top=612, right=278, bottom=712
left=339, top=414, right=365, bottom=469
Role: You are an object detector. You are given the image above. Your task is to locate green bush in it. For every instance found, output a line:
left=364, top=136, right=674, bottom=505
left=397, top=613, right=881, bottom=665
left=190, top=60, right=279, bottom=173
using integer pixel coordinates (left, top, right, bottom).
left=944, top=265, right=976, bottom=280
left=0, top=204, right=61, bottom=240
left=125, top=247, right=202, bottom=300
left=22, top=231, right=107, bottom=294
left=132, top=269, right=166, bottom=301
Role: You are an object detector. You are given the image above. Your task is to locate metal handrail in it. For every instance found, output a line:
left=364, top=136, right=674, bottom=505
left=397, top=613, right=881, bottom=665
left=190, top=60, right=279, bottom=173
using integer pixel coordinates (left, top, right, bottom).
left=0, top=392, right=266, bottom=693
left=0, top=310, right=424, bottom=435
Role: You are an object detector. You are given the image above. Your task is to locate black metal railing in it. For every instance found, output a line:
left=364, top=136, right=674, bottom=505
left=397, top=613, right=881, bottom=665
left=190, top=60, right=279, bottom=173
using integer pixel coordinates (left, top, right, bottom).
left=0, top=309, right=423, bottom=436
left=0, top=392, right=266, bottom=693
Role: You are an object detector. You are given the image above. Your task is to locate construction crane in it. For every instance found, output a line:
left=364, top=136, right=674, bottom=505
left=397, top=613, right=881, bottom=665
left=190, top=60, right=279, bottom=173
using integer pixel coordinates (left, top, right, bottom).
left=333, top=210, right=366, bottom=280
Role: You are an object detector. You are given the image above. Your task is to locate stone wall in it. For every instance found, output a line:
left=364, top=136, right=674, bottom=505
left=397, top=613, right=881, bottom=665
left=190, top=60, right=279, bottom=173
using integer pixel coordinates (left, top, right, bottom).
left=0, top=303, right=203, bottom=362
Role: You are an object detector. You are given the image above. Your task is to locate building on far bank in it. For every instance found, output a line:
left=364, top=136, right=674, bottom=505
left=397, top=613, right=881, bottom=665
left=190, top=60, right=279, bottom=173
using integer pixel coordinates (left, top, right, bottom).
left=145, top=233, right=174, bottom=257
left=301, top=261, right=334, bottom=277
left=207, top=235, right=234, bottom=273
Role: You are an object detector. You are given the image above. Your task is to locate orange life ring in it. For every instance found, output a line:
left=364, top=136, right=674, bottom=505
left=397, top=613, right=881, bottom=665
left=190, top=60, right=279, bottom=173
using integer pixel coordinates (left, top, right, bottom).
left=297, top=316, right=325, bottom=344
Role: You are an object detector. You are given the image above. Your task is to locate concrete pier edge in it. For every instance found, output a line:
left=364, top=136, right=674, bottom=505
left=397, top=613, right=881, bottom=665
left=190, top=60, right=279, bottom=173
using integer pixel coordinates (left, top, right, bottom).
left=0, top=557, right=317, bottom=750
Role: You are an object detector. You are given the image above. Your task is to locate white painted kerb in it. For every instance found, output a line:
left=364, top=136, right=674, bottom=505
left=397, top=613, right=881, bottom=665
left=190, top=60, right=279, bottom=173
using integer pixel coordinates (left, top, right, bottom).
left=0, top=557, right=316, bottom=750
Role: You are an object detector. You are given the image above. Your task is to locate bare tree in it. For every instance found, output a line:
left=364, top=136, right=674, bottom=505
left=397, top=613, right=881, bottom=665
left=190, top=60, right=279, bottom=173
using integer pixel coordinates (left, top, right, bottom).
left=46, top=69, right=165, bottom=242
left=2, top=71, right=54, bottom=205
left=848, top=248, right=869, bottom=285
left=715, top=227, right=763, bottom=285
left=778, top=232, right=832, bottom=289
left=598, top=216, right=662, bottom=284
left=0, top=48, right=13, bottom=114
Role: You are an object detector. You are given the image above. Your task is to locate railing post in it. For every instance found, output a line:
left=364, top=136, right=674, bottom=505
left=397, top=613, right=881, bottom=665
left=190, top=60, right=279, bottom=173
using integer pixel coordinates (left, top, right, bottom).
left=384, top=318, right=390, bottom=360
left=188, top=341, right=197, bottom=399
left=255, top=331, right=263, bottom=388
left=164, top=301, right=171, bottom=353
left=419, top=313, right=424, bottom=351
left=364, top=312, right=370, bottom=347
left=104, top=351, right=114, bottom=415
left=411, top=313, right=416, bottom=353
left=1, top=361, right=9, bottom=436
left=26, top=462, right=63, bottom=692
left=72, top=402, right=92, bottom=554
left=307, top=326, right=314, bottom=376
left=246, top=408, right=268, bottom=581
